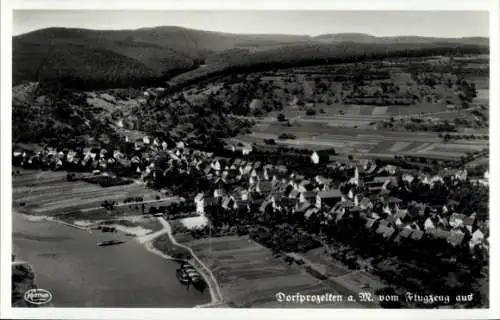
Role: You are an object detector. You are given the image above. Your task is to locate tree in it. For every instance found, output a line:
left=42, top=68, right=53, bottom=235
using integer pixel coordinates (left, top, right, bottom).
left=306, top=108, right=317, bottom=116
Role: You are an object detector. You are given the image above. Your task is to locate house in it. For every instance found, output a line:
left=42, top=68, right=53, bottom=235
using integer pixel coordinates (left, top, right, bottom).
left=300, top=191, right=317, bottom=204
left=394, top=208, right=408, bottom=221
left=469, top=229, right=485, bottom=248
left=376, top=224, right=396, bottom=239
left=358, top=197, right=373, bottom=210
left=348, top=167, right=360, bottom=186
left=347, top=189, right=355, bottom=200
left=134, top=140, right=145, bottom=150
left=315, top=176, right=332, bottom=190
left=402, top=173, right=414, bottom=183
left=361, top=165, right=375, bottom=177
left=311, top=151, right=320, bottom=164
left=213, top=188, right=223, bottom=198
left=259, top=198, right=273, bottom=213
left=222, top=195, right=238, bottom=210
left=298, top=180, right=313, bottom=192
left=463, top=213, right=476, bottom=232
left=239, top=189, right=251, bottom=202
left=334, top=208, right=346, bottom=222
left=211, top=160, right=221, bottom=171
left=289, top=189, right=300, bottom=200
left=424, top=217, right=436, bottom=231
left=194, top=193, right=205, bottom=214
left=449, top=213, right=467, bottom=228
left=436, top=216, right=449, bottom=229
left=454, top=169, right=468, bottom=181
left=365, top=218, right=377, bottom=230
left=378, top=165, right=397, bottom=175
left=256, top=181, right=273, bottom=194
left=427, top=228, right=450, bottom=240
left=394, top=228, right=413, bottom=243
left=294, top=202, right=312, bottom=215
left=410, top=229, right=424, bottom=241
left=262, top=167, right=270, bottom=180
left=304, top=207, right=320, bottom=219
left=447, top=230, right=465, bottom=247
left=318, top=190, right=342, bottom=207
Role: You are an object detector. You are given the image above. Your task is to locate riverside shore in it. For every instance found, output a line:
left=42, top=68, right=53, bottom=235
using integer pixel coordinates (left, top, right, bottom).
left=145, top=217, right=224, bottom=307
left=12, top=212, right=210, bottom=307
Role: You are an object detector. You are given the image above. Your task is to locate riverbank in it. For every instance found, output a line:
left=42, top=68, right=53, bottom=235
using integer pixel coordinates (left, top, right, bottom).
left=12, top=212, right=210, bottom=307
left=148, top=217, right=224, bottom=307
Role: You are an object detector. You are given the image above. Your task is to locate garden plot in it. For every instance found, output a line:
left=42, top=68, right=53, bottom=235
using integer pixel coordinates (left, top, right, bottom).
left=431, top=143, right=485, bottom=153
left=302, top=248, right=351, bottom=278
left=331, top=271, right=385, bottom=296
left=385, top=103, right=448, bottom=116
left=388, top=141, right=412, bottom=153
left=345, top=105, right=361, bottom=116
left=372, top=107, right=388, bottom=116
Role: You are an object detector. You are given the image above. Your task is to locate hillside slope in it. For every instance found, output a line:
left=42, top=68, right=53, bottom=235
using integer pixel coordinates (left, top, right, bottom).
left=13, top=27, right=489, bottom=89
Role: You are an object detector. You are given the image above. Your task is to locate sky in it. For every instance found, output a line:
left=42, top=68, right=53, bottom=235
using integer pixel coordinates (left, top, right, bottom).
left=13, top=10, right=489, bottom=38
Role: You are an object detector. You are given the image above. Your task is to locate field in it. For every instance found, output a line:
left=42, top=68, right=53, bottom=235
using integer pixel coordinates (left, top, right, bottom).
left=268, top=102, right=453, bottom=120
left=12, top=169, right=179, bottom=222
left=174, top=234, right=378, bottom=308
left=237, top=119, right=488, bottom=160
left=236, top=90, right=489, bottom=161
left=301, top=248, right=385, bottom=299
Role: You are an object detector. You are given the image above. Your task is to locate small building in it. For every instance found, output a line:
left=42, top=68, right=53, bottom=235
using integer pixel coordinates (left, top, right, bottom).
left=317, top=189, right=342, bottom=207
left=394, top=228, right=413, bottom=243
left=410, top=229, right=424, bottom=241
left=447, top=230, right=465, bottom=247
left=194, top=193, right=205, bottom=214
left=449, top=213, right=467, bottom=228
left=469, top=229, right=485, bottom=248
left=311, top=152, right=320, bottom=164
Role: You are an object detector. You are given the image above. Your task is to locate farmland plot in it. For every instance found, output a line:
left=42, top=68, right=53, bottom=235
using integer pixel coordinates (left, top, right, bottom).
left=12, top=169, right=168, bottom=218
left=179, top=235, right=356, bottom=307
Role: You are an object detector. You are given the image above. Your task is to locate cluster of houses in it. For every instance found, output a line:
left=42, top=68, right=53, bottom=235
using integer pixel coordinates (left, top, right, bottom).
left=12, top=133, right=489, bottom=252
left=190, top=157, right=489, bottom=252
left=12, top=143, right=144, bottom=176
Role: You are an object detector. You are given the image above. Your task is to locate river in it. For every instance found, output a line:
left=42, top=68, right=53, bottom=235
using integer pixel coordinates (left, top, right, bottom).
left=12, top=213, right=210, bottom=307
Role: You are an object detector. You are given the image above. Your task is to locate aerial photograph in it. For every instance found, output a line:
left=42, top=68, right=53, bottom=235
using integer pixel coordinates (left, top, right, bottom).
left=10, top=10, right=489, bottom=309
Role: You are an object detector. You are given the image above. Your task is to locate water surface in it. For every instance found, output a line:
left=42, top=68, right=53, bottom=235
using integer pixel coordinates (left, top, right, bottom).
left=13, top=213, right=210, bottom=307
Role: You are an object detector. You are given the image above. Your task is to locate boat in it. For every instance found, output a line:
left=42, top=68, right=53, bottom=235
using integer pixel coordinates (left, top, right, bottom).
left=96, top=240, right=124, bottom=247
left=176, top=268, right=191, bottom=284
left=176, top=263, right=206, bottom=285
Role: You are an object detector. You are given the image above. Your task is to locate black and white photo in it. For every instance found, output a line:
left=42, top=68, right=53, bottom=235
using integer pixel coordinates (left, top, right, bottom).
left=1, top=2, right=498, bottom=319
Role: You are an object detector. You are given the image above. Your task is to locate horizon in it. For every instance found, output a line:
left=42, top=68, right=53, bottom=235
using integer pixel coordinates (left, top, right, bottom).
left=13, top=10, right=489, bottom=38
left=13, top=25, right=491, bottom=39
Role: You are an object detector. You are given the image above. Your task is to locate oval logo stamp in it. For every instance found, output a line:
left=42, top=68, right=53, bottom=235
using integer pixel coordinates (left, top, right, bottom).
left=24, top=288, right=53, bottom=305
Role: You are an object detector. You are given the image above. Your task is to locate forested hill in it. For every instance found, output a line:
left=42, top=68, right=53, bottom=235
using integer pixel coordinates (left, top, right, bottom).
left=13, top=26, right=489, bottom=90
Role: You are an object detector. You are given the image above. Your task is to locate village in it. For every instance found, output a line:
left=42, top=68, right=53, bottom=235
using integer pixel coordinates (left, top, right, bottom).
left=12, top=125, right=489, bottom=307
